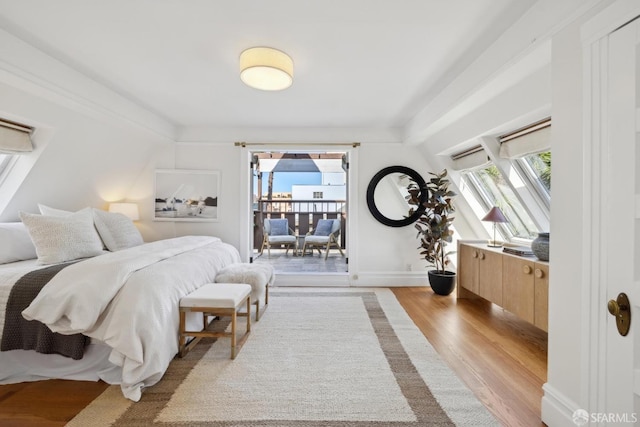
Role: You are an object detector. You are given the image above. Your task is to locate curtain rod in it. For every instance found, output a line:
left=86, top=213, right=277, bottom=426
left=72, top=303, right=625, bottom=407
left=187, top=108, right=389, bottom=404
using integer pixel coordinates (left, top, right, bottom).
left=0, top=118, right=32, bottom=133
left=450, top=144, right=484, bottom=160
left=499, top=117, right=551, bottom=144
left=234, top=142, right=360, bottom=148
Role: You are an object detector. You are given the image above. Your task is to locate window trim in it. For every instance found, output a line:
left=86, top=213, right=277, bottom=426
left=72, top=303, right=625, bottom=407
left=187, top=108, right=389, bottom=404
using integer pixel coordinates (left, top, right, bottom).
left=514, top=153, right=551, bottom=210
left=0, top=154, right=16, bottom=187
left=461, top=164, right=542, bottom=241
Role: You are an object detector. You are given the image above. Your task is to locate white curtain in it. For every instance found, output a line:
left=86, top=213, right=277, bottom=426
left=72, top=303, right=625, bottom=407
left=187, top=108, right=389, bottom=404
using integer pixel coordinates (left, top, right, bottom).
left=0, top=121, right=33, bottom=154
left=499, top=120, right=551, bottom=159
left=450, top=147, right=491, bottom=171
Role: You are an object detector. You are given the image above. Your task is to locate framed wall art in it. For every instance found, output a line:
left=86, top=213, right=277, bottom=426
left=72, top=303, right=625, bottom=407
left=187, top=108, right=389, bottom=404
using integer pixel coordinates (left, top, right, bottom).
left=154, top=169, right=220, bottom=222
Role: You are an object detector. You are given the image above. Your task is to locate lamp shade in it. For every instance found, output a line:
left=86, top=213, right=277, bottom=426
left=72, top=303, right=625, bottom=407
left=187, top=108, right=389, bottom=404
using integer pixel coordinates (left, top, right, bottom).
left=481, top=206, right=508, bottom=223
left=109, top=203, right=139, bottom=221
left=240, top=47, right=293, bottom=91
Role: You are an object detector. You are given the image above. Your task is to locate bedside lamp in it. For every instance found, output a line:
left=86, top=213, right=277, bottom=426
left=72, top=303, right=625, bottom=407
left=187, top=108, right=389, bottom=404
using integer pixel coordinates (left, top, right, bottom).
left=109, top=203, right=140, bottom=221
left=482, top=206, right=508, bottom=248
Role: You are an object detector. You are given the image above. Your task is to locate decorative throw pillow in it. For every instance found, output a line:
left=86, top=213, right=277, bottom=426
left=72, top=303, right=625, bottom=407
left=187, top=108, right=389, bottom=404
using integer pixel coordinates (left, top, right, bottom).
left=19, top=209, right=104, bottom=265
left=0, top=222, right=38, bottom=264
left=314, top=219, right=334, bottom=236
left=37, top=204, right=75, bottom=217
left=269, top=219, right=289, bottom=236
left=92, top=209, right=144, bottom=251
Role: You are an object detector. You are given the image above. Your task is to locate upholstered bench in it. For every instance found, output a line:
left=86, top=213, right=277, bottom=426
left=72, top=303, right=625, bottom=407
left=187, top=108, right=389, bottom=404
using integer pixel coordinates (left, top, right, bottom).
left=179, top=283, right=251, bottom=359
left=215, top=263, right=275, bottom=321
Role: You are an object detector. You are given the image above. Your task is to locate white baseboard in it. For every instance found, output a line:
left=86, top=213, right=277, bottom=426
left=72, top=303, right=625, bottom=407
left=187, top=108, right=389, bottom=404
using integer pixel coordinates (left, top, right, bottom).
left=274, top=273, right=350, bottom=287
left=541, top=383, right=582, bottom=427
left=272, top=271, right=430, bottom=287
left=350, top=271, right=429, bottom=287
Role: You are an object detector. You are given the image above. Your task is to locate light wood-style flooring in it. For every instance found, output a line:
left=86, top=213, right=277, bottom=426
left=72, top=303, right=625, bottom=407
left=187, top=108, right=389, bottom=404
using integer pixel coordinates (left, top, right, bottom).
left=393, top=287, right=547, bottom=427
left=0, top=287, right=547, bottom=427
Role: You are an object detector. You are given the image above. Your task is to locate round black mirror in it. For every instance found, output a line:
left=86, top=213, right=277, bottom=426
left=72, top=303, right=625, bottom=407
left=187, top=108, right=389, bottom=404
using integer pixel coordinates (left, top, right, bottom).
left=366, top=166, right=428, bottom=227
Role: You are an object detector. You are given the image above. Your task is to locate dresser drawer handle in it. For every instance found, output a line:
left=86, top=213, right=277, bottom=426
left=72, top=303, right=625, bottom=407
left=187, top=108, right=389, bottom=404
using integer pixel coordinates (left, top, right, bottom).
left=535, top=268, right=545, bottom=278
left=522, top=265, right=532, bottom=274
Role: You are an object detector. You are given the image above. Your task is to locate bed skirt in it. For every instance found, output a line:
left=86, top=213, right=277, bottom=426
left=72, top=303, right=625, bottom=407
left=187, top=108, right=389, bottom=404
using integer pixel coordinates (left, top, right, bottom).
left=0, top=340, right=121, bottom=385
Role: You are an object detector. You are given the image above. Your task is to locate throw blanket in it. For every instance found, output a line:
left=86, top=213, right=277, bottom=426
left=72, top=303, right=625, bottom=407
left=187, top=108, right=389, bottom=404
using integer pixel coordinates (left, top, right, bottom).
left=1, top=262, right=88, bottom=359
left=22, top=235, right=241, bottom=401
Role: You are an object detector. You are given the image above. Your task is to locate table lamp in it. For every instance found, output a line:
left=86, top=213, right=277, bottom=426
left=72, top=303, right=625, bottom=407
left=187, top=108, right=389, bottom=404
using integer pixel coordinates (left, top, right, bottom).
left=482, top=206, right=508, bottom=247
left=109, top=203, right=140, bottom=221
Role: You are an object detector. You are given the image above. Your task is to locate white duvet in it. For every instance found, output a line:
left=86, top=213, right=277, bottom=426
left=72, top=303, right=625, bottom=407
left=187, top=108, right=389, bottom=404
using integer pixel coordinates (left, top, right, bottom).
left=21, top=235, right=241, bottom=401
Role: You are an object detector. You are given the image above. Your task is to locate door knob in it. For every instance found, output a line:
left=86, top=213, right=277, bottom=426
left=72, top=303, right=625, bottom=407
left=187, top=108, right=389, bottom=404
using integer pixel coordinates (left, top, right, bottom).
left=607, top=293, right=631, bottom=336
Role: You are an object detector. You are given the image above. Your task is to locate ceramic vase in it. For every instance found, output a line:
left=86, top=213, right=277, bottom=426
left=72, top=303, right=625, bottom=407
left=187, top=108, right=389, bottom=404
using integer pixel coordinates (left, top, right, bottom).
left=531, top=232, right=550, bottom=261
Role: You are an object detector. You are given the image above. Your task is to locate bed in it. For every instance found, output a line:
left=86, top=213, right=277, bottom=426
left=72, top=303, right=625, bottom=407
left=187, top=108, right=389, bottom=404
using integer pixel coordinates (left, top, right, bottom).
left=0, top=208, right=241, bottom=402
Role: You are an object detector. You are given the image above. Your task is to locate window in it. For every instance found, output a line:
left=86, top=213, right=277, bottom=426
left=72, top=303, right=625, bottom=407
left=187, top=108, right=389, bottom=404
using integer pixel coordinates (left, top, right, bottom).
left=313, top=191, right=323, bottom=199
left=462, top=164, right=540, bottom=240
left=0, top=154, right=11, bottom=176
left=0, top=119, right=33, bottom=180
left=516, top=150, right=551, bottom=206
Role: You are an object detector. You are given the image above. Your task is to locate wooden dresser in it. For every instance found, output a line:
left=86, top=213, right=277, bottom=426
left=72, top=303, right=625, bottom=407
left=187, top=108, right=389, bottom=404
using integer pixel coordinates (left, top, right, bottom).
left=457, top=241, right=549, bottom=332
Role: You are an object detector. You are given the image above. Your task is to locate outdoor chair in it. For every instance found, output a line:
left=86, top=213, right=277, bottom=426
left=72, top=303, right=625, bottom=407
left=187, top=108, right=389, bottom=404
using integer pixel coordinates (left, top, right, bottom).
left=260, top=218, right=296, bottom=258
left=302, top=218, right=345, bottom=260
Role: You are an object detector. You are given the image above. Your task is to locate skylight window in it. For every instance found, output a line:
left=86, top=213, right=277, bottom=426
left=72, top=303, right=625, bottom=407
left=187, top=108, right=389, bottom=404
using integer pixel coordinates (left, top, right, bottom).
left=462, top=164, right=540, bottom=240
left=516, top=150, right=551, bottom=207
left=0, top=154, right=11, bottom=177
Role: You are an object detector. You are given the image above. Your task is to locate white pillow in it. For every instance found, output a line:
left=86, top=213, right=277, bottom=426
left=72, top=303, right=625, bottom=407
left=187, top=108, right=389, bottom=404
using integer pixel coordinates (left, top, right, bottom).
left=0, top=222, right=38, bottom=264
left=92, top=209, right=143, bottom=251
left=19, top=209, right=104, bottom=265
left=38, top=203, right=75, bottom=217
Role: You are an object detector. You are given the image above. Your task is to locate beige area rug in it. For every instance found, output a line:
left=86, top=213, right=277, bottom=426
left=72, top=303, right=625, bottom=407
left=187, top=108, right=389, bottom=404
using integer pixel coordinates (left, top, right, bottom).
left=67, top=288, right=498, bottom=426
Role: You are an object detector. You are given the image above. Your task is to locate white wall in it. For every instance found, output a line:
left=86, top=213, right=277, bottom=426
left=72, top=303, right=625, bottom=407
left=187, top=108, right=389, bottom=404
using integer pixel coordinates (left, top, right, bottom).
left=124, top=140, right=435, bottom=286
left=322, top=172, right=345, bottom=185
left=292, top=185, right=345, bottom=200
left=404, top=3, right=615, bottom=423
left=122, top=143, right=244, bottom=247
left=0, top=80, right=171, bottom=222
left=544, top=9, right=585, bottom=415
left=354, top=143, right=435, bottom=282
left=415, top=53, right=553, bottom=252
left=542, top=2, right=614, bottom=425
left=0, top=39, right=441, bottom=287
left=1, top=8, right=624, bottom=421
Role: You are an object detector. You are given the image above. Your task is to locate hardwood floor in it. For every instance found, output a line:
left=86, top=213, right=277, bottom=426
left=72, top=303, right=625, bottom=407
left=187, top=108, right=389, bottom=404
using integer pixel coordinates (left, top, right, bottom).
left=0, top=287, right=547, bottom=426
left=0, top=379, right=107, bottom=426
left=392, top=287, right=547, bottom=427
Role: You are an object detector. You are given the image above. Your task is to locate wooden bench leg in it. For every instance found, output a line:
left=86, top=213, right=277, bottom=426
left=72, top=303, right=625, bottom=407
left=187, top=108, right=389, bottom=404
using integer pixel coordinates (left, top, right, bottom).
left=254, top=286, right=269, bottom=322
left=247, top=296, right=252, bottom=333
left=231, top=296, right=252, bottom=359
left=230, top=309, right=237, bottom=359
left=179, top=309, right=204, bottom=358
left=179, top=310, right=186, bottom=357
left=179, top=296, right=252, bottom=360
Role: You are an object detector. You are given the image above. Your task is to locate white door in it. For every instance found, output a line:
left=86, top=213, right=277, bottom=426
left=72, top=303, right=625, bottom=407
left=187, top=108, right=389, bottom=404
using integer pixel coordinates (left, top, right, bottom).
left=600, top=17, right=640, bottom=423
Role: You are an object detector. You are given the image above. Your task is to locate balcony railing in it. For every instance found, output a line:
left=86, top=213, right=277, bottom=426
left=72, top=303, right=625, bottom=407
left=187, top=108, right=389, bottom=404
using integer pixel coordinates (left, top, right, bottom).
left=253, top=199, right=346, bottom=250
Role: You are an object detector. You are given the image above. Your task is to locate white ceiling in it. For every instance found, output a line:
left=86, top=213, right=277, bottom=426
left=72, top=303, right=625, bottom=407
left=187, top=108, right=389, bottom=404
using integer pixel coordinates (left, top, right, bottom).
left=0, top=0, right=536, bottom=131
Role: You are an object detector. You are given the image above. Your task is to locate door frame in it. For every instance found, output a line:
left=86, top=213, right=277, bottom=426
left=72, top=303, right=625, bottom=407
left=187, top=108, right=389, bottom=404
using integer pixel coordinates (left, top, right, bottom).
left=581, top=0, right=640, bottom=416
left=238, top=143, right=359, bottom=285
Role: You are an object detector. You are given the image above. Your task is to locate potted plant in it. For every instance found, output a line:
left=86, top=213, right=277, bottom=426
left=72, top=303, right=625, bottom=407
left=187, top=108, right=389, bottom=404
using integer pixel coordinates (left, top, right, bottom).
left=409, top=169, right=457, bottom=295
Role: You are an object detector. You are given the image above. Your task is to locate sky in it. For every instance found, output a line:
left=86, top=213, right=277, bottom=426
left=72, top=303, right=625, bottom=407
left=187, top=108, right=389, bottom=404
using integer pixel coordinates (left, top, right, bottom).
left=253, top=172, right=321, bottom=194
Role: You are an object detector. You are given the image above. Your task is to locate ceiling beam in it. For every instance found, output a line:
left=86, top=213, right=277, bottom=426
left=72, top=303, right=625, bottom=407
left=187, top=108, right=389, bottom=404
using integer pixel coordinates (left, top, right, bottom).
left=402, top=0, right=603, bottom=146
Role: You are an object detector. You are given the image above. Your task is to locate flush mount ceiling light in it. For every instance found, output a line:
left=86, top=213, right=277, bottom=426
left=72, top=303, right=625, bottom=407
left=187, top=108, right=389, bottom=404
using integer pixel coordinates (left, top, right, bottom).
left=240, top=47, right=293, bottom=91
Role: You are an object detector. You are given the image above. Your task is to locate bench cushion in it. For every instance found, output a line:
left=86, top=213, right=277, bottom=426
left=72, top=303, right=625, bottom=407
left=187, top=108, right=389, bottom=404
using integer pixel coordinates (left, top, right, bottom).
left=180, top=283, right=251, bottom=309
left=215, top=263, right=274, bottom=303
